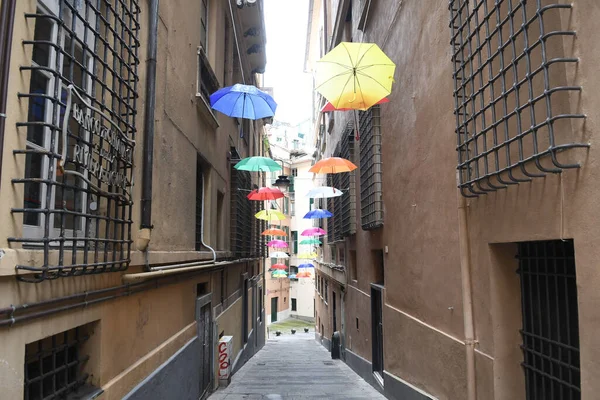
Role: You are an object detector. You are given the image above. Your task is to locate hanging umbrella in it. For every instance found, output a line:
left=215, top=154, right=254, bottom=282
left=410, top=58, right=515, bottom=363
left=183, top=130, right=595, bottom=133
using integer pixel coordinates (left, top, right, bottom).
left=296, top=271, right=312, bottom=278
left=269, top=251, right=289, bottom=259
left=301, top=227, right=326, bottom=236
left=210, top=84, right=277, bottom=119
left=262, top=228, right=287, bottom=236
left=247, top=187, right=285, bottom=201
left=321, top=97, right=389, bottom=112
left=267, top=240, right=288, bottom=248
left=297, top=252, right=317, bottom=259
left=299, top=238, right=322, bottom=245
left=288, top=274, right=297, bottom=279
left=303, top=209, right=333, bottom=219
left=298, top=263, right=315, bottom=269
left=272, top=270, right=288, bottom=278
left=255, top=210, right=286, bottom=221
left=315, top=42, right=396, bottom=110
left=270, top=263, right=288, bottom=270
left=309, top=157, right=357, bottom=174
left=234, top=156, right=282, bottom=172
left=306, top=186, right=344, bottom=199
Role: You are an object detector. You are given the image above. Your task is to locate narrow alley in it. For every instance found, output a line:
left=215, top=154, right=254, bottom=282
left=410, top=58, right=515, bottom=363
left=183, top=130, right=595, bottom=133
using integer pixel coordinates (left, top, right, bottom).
left=209, top=333, right=385, bottom=400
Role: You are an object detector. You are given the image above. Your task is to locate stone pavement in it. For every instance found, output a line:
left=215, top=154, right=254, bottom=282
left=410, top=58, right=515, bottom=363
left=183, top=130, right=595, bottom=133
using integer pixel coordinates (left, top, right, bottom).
left=208, top=331, right=385, bottom=400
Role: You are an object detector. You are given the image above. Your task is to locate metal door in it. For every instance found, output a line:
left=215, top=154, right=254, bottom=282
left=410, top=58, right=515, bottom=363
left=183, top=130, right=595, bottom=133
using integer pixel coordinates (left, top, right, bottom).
left=371, top=285, right=384, bottom=376
left=271, top=297, right=278, bottom=322
left=196, top=296, right=212, bottom=400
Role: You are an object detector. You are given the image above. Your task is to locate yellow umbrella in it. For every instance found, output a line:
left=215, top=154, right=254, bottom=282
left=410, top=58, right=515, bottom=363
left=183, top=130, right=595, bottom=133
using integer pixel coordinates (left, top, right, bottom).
left=315, top=42, right=395, bottom=110
left=297, top=252, right=317, bottom=259
left=255, top=210, right=286, bottom=221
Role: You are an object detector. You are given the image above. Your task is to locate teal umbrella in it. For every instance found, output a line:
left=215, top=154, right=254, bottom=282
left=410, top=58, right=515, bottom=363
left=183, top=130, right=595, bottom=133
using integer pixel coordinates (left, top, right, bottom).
left=300, top=238, right=322, bottom=245
left=234, top=156, right=282, bottom=172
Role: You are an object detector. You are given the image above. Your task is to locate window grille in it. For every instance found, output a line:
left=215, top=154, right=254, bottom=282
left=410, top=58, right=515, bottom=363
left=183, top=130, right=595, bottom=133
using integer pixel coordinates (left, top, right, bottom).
left=339, top=125, right=356, bottom=237
left=326, top=175, right=335, bottom=243
left=24, top=323, right=98, bottom=400
left=230, top=161, right=253, bottom=257
left=359, top=106, right=383, bottom=230
left=448, top=1, right=588, bottom=197
left=11, top=0, right=140, bottom=282
left=517, top=240, right=580, bottom=400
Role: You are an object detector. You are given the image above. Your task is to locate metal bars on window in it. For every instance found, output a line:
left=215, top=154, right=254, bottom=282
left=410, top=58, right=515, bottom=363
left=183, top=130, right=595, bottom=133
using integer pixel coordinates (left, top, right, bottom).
left=339, top=124, right=356, bottom=237
left=11, top=0, right=140, bottom=282
left=24, top=325, right=92, bottom=400
left=230, top=162, right=253, bottom=258
left=517, top=240, right=580, bottom=400
left=359, top=106, right=383, bottom=230
left=448, top=0, right=588, bottom=197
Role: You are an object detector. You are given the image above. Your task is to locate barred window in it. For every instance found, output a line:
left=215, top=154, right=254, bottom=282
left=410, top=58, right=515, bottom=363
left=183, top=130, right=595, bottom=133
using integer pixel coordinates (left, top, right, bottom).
left=449, top=1, right=587, bottom=197
left=359, top=106, right=383, bottom=230
left=12, top=0, right=140, bottom=282
left=230, top=161, right=253, bottom=257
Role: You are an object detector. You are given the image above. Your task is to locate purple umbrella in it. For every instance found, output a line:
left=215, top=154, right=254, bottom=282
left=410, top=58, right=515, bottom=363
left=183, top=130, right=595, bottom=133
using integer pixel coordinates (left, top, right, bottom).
left=267, top=240, right=289, bottom=248
left=301, top=227, right=326, bottom=236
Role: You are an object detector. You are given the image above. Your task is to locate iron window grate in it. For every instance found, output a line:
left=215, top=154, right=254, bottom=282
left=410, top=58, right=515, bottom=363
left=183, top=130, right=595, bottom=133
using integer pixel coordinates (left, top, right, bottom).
left=339, top=124, right=357, bottom=237
left=11, top=0, right=140, bottom=282
left=448, top=1, right=588, bottom=197
left=359, top=106, right=383, bottom=230
left=230, top=162, right=253, bottom=258
left=24, top=324, right=95, bottom=400
left=517, top=240, right=580, bottom=400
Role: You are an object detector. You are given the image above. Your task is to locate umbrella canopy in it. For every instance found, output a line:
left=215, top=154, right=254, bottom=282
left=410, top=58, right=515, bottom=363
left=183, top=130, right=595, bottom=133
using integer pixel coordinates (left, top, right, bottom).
left=270, top=263, right=287, bottom=270
left=315, top=42, right=396, bottom=110
left=247, top=187, right=285, bottom=201
left=288, top=274, right=297, bottom=279
left=255, top=210, right=286, bottom=221
left=267, top=240, right=288, bottom=248
left=296, top=271, right=312, bottom=278
left=272, top=270, right=288, bottom=278
left=234, top=156, right=282, bottom=172
left=298, top=252, right=317, bottom=259
left=262, top=228, right=287, bottom=236
left=299, top=238, right=322, bottom=245
left=321, top=97, right=389, bottom=112
left=301, top=227, right=326, bottom=236
left=309, top=157, right=357, bottom=174
left=306, top=186, right=344, bottom=199
left=269, top=251, right=289, bottom=259
left=298, top=263, right=315, bottom=269
left=210, top=84, right=277, bottom=120
left=303, top=209, right=333, bottom=219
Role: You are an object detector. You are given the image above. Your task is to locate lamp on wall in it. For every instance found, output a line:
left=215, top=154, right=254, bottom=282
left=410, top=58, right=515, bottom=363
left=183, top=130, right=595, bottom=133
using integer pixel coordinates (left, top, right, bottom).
left=272, top=158, right=291, bottom=192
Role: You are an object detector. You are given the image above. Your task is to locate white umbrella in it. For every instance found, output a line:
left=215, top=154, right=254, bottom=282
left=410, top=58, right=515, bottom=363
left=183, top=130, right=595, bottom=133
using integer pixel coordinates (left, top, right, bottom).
left=306, top=186, right=344, bottom=198
left=269, top=251, right=289, bottom=259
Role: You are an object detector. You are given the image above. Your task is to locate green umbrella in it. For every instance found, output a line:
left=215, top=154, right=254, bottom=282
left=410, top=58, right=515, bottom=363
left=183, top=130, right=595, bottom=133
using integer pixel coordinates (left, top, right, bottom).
left=300, top=238, right=322, bottom=245
left=272, top=270, right=288, bottom=278
left=234, top=156, right=282, bottom=172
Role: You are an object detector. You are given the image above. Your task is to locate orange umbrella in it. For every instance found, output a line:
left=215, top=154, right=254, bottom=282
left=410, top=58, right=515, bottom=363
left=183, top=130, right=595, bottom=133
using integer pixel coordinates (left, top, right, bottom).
left=262, top=228, right=287, bottom=236
left=296, top=271, right=312, bottom=278
left=309, top=157, right=357, bottom=174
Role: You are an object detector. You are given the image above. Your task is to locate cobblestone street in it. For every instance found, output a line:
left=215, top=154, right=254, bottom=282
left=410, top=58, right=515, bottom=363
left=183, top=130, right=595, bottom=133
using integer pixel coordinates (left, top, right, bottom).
left=209, top=332, right=385, bottom=399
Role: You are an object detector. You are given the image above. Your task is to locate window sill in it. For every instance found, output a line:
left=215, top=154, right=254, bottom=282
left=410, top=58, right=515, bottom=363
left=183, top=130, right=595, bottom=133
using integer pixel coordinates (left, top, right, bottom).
left=195, top=93, right=220, bottom=130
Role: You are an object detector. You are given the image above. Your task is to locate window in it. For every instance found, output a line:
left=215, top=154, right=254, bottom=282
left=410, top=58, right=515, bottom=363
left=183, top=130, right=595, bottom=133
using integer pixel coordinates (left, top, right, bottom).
left=195, top=160, right=204, bottom=251
left=449, top=1, right=587, bottom=197
left=230, top=159, right=255, bottom=257
left=349, top=250, right=357, bottom=281
left=200, top=0, right=208, bottom=50
left=517, top=240, right=580, bottom=399
left=373, top=249, right=384, bottom=286
left=24, top=322, right=99, bottom=400
left=291, top=168, right=298, bottom=177
left=359, top=106, right=383, bottom=229
left=291, top=298, right=297, bottom=311
left=14, top=0, right=139, bottom=281
left=324, top=280, right=328, bottom=303
left=291, top=231, right=298, bottom=254
left=283, top=197, right=289, bottom=215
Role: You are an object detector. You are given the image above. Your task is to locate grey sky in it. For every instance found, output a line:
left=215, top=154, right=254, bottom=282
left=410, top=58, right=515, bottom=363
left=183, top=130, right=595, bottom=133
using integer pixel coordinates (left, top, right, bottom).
left=263, top=0, right=313, bottom=126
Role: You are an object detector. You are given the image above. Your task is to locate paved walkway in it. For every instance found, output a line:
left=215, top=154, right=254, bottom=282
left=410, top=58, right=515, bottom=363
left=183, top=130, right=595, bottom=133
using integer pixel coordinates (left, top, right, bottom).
left=209, top=331, right=385, bottom=400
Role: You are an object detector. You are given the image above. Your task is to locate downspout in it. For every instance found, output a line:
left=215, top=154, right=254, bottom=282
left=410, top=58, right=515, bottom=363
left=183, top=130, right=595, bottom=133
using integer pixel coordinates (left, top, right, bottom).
left=139, top=0, right=159, bottom=245
left=457, top=172, right=476, bottom=400
left=0, top=0, right=17, bottom=193
left=200, top=172, right=216, bottom=262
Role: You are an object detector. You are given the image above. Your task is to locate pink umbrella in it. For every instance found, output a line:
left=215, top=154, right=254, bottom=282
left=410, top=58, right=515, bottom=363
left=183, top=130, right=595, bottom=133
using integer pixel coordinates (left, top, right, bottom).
left=267, top=240, right=288, bottom=248
left=301, top=227, right=326, bottom=236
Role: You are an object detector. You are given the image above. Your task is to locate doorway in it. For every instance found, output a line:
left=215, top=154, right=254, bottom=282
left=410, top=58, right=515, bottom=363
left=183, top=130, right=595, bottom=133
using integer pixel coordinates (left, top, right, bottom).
left=196, top=294, right=212, bottom=399
left=371, top=285, right=384, bottom=384
left=271, top=296, right=278, bottom=323
left=332, top=291, right=337, bottom=333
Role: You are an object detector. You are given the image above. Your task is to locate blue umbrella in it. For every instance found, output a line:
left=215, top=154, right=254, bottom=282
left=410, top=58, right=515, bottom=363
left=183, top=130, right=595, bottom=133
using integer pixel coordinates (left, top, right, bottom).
left=289, top=274, right=297, bottom=279
left=303, top=209, right=333, bottom=219
left=298, top=263, right=315, bottom=269
left=210, top=84, right=277, bottom=120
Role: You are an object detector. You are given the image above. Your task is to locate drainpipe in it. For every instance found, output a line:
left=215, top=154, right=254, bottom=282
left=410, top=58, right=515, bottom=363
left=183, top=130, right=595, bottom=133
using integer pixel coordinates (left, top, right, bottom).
left=200, top=172, right=216, bottom=262
left=457, top=171, right=477, bottom=400
left=139, top=0, right=159, bottom=243
left=0, top=0, right=17, bottom=193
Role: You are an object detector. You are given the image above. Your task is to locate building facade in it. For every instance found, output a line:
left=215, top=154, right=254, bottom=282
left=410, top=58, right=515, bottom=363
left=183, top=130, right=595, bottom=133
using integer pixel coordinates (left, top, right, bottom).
left=307, top=1, right=600, bottom=400
left=0, top=0, right=269, bottom=399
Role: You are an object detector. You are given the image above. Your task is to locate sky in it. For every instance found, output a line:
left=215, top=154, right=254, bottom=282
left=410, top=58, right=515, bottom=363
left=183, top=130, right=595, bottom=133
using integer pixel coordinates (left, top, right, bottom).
left=263, top=0, right=313, bottom=126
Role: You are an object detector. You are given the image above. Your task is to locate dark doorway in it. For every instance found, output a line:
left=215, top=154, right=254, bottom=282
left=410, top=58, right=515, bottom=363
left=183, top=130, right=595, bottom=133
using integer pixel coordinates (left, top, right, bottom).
left=371, top=284, right=384, bottom=382
left=271, top=297, right=278, bottom=323
left=196, top=296, right=212, bottom=399
left=332, top=291, right=337, bottom=333
left=242, top=276, right=248, bottom=343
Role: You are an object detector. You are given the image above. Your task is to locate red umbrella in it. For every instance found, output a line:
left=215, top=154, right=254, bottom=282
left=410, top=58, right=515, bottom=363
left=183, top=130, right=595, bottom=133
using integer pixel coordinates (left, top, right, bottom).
left=320, top=97, right=389, bottom=113
left=271, top=263, right=287, bottom=270
left=247, top=187, right=285, bottom=201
